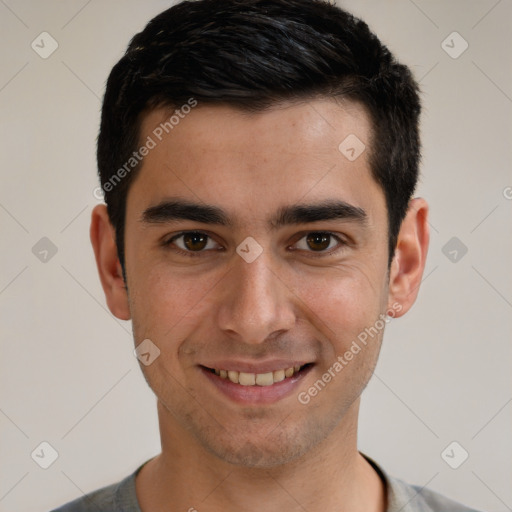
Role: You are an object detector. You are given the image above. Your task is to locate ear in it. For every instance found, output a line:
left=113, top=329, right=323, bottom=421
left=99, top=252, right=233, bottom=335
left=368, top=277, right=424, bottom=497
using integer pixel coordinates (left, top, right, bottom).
left=387, top=198, right=430, bottom=317
left=90, top=204, right=131, bottom=321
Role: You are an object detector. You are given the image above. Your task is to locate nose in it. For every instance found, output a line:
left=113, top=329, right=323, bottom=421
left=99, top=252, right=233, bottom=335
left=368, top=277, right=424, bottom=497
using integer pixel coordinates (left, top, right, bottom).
left=216, top=250, right=296, bottom=344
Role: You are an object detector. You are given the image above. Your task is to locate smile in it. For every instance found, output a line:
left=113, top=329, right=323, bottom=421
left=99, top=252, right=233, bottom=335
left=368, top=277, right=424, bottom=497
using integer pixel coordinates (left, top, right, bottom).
left=200, top=362, right=314, bottom=404
left=205, top=364, right=310, bottom=386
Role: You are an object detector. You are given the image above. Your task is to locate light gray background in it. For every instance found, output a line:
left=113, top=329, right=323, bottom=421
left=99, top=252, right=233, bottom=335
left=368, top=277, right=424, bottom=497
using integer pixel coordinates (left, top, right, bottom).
left=0, top=1, right=511, bottom=511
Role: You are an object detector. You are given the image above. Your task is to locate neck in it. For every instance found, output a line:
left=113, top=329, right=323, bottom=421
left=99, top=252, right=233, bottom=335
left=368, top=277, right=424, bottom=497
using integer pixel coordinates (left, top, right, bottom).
left=136, top=398, right=387, bottom=512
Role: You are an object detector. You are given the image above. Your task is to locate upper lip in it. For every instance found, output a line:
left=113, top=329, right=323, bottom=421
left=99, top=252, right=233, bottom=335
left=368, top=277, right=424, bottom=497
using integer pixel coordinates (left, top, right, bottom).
left=200, top=359, right=313, bottom=374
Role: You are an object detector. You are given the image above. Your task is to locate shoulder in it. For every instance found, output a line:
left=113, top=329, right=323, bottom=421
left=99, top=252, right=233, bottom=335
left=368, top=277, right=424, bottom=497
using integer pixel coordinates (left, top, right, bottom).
left=387, top=474, right=484, bottom=512
left=49, top=469, right=140, bottom=512
left=361, top=453, right=483, bottom=512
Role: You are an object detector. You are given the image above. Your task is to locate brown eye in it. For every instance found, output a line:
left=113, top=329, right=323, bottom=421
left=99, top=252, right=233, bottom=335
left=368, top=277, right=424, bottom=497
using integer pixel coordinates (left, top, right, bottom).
left=292, top=232, right=345, bottom=255
left=306, top=232, right=331, bottom=251
left=166, top=231, right=220, bottom=255
left=182, top=232, right=209, bottom=251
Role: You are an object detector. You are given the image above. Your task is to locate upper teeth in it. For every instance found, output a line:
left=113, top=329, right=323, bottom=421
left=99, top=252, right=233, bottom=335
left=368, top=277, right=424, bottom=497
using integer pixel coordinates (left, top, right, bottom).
left=214, top=366, right=302, bottom=386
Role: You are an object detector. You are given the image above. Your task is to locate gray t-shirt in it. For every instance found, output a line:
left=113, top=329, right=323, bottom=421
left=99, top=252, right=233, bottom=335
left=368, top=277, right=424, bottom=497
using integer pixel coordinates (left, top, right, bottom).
left=50, top=454, right=482, bottom=512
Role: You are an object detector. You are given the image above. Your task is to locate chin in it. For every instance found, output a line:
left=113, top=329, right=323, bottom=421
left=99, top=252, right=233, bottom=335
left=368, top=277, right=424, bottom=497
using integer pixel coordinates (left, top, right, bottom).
left=196, top=417, right=328, bottom=469
left=205, top=436, right=308, bottom=468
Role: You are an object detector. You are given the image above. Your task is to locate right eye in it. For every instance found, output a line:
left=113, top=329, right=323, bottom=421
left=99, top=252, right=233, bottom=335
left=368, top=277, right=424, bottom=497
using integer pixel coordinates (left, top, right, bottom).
left=163, top=231, right=222, bottom=257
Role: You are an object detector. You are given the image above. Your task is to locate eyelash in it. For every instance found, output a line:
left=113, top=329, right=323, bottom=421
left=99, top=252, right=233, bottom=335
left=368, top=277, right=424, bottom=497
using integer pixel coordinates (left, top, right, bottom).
left=162, top=231, right=347, bottom=258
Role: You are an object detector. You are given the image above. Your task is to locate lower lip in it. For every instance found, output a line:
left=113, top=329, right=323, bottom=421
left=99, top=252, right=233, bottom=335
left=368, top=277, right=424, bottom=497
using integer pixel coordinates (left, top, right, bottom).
left=200, top=366, right=313, bottom=405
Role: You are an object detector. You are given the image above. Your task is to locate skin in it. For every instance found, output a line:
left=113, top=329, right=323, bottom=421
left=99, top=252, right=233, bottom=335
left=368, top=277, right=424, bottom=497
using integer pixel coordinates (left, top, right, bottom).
left=91, top=98, right=429, bottom=512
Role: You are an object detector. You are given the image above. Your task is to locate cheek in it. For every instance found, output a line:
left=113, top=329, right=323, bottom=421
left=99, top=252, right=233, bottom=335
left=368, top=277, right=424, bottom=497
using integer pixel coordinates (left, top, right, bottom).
left=128, top=262, right=223, bottom=345
left=296, top=263, right=386, bottom=340
left=128, top=265, right=224, bottom=399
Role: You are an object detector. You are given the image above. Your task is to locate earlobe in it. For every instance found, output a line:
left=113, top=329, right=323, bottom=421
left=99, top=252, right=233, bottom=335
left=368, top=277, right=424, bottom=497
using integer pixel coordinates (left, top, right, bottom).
left=387, top=198, right=430, bottom=317
left=90, top=204, right=131, bottom=321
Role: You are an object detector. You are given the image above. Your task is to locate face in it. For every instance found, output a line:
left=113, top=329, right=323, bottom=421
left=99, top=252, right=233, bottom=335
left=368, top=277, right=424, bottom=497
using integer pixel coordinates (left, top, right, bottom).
left=95, top=98, right=427, bottom=468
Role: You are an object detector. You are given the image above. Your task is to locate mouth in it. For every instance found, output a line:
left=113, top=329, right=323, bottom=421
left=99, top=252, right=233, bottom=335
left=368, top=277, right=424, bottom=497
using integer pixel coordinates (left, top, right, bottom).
left=202, top=364, right=313, bottom=386
left=199, top=363, right=314, bottom=405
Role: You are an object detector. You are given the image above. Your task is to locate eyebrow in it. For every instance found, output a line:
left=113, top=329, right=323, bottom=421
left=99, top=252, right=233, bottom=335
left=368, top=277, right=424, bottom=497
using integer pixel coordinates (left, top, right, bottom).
left=140, top=198, right=367, bottom=229
left=271, top=200, right=367, bottom=229
left=141, top=199, right=230, bottom=225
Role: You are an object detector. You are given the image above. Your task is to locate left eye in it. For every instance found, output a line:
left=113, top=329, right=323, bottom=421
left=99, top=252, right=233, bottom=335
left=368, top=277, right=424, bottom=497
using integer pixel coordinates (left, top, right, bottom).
left=293, top=232, right=343, bottom=252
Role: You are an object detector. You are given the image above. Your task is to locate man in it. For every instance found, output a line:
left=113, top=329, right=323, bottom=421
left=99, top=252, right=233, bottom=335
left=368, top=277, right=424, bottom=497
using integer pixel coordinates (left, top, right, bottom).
left=52, top=1, right=481, bottom=511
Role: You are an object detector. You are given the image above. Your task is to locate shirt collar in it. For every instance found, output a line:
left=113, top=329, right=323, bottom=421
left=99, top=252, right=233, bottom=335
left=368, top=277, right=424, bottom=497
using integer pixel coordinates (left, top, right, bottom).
left=123, top=454, right=436, bottom=512
left=362, top=452, right=435, bottom=512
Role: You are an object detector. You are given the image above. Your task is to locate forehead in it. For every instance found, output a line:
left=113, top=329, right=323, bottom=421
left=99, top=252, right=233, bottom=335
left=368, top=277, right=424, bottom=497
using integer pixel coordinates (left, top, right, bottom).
left=140, top=98, right=372, bottom=161
left=127, top=98, right=383, bottom=225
